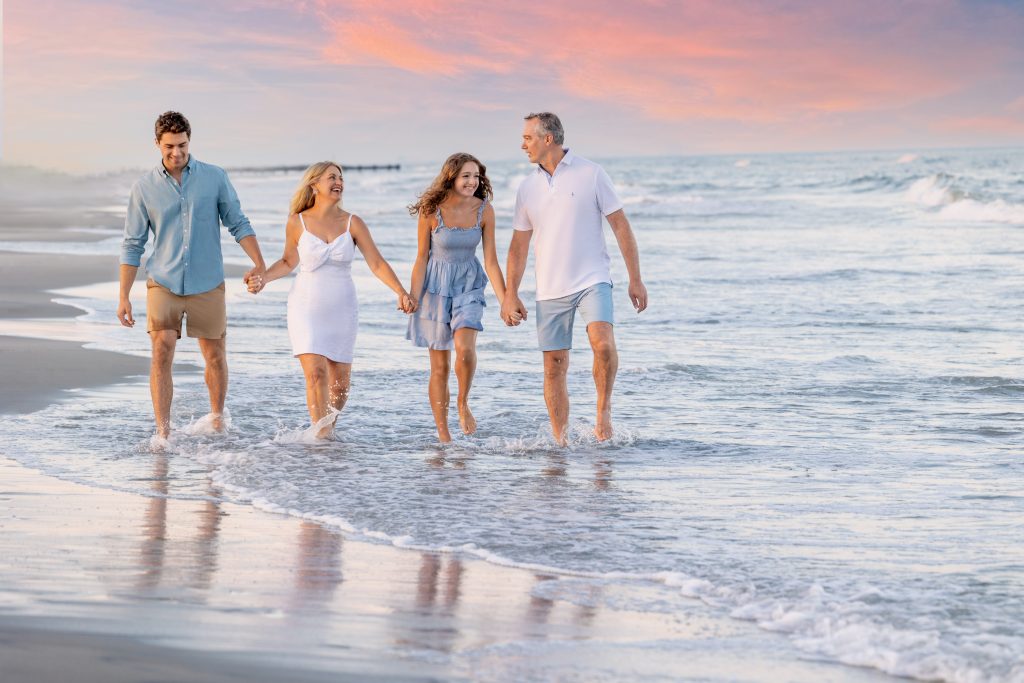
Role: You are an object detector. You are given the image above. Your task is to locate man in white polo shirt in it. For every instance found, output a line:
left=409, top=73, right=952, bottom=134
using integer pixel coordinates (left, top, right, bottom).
left=502, top=112, right=648, bottom=444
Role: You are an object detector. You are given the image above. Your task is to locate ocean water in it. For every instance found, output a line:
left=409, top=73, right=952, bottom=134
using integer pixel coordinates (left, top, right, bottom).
left=3, top=149, right=1024, bottom=682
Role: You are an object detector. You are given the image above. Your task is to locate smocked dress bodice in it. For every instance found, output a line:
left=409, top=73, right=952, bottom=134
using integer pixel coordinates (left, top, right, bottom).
left=407, top=201, right=489, bottom=350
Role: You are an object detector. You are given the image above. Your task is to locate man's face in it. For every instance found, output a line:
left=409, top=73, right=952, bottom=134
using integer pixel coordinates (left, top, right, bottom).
left=521, top=119, right=549, bottom=164
left=156, top=132, right=190, bottom=173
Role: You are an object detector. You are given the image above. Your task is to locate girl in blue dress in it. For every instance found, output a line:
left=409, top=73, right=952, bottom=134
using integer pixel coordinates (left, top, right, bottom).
left=407, top=153, right=507, bottom=442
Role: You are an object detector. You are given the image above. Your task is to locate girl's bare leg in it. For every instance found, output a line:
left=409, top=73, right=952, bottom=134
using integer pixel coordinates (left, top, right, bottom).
left=453, top=328, right=478, bottom=435
left=428, top=349, right=452, bottom=443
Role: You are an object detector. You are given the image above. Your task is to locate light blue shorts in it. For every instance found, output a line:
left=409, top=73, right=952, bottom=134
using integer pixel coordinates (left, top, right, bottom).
left=535, top=282, right=614, bottom=352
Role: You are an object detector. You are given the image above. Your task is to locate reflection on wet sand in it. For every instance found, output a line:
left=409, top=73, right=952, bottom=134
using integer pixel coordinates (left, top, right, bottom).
left=135, top=454, right=222, bottom=597
left=288, top=521, right=344, bottom=613
left=136, top=455, right=169, bottom=592
left=525, top=574, right=599, bottom=635
left=393, top=552, right=464, bottom=654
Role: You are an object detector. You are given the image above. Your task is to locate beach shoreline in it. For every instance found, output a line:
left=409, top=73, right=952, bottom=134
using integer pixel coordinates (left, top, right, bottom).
left=0, top=188, right=902, bottom=683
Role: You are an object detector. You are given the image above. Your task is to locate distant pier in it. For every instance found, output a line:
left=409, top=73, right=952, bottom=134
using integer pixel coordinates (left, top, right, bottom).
left=229, top=163, right=401, bottom=174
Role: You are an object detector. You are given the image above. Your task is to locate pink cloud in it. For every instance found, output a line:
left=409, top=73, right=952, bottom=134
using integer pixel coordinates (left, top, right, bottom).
left=4, top=1, right=321, bottom=93
left=311, top=0, right=1023, bottom=123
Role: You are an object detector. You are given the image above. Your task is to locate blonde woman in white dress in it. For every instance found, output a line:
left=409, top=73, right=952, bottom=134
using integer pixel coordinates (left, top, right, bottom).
left=250, top=161, right=415, bottom=438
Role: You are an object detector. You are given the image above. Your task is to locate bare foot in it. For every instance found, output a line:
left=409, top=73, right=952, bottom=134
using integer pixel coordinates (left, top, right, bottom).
left=595, top=409, right=613, bottom=441
left=150, top=432, right=171, bottom=452
left=457, top=401, right=476, bottom=435
left=210, top=413, right=225, bottom=433
left=551, top=423, right=569, bottom=447
left=313, top=411, right=337, bottom=440
left=437, top=426, right=452, bottom=444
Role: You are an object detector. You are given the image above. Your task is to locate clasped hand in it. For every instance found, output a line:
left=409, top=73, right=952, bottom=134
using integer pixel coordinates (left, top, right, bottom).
left=399, top=292, right=417, bottom=314
left=244, top=267, right=266, bottom=294
left=500, top=295, right=527, bottom=326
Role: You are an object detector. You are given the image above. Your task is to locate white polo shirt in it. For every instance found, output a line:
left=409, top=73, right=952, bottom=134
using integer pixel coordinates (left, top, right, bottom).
left=512, top=150, right=623, bottom=301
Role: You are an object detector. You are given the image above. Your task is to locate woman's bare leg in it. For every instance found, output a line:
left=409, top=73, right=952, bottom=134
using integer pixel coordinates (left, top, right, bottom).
left=298, top=354, right=333, bottom=438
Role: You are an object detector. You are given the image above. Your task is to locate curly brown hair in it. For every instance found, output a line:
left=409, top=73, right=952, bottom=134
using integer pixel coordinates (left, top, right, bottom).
left=155, top=111, right=191, bottom=141
left=408, top=153, right=493, bottom=217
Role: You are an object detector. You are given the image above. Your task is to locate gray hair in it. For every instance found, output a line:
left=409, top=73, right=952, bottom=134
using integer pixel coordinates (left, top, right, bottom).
left=525, top=112, right=564, bottom=145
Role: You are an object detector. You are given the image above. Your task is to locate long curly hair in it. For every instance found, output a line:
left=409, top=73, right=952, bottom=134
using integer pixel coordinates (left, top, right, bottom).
left=408, top=153, right=492, bottom=217
left=289, top=161, right=343, bottom=216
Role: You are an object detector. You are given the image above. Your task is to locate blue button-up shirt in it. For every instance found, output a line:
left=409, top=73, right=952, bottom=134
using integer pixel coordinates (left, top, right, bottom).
left=120, top=156, right=256, bottom=296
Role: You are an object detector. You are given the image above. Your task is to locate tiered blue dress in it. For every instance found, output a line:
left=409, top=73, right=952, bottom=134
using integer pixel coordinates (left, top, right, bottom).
left=406, top=202, right=488, bottom=350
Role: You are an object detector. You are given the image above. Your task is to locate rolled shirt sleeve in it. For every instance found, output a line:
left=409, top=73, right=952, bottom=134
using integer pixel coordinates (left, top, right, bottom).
left=217, top=170, right=256, bottom=242
left=125, top=158, right=254, bottom=296
left=120, top=183, right=150, bottom=267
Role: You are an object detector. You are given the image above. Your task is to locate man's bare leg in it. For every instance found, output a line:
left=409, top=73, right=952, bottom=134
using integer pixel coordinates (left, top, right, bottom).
left=453, top=328, right=478, bottom=435
left=198, top=337, right=228, bottom=432
left=150, top=329, right=178, bottom=438
left=587, top=322, right=618, bottom=441
left=428, top=349, right=452, bottom=443
left=543, top=350, right=571, bottom=446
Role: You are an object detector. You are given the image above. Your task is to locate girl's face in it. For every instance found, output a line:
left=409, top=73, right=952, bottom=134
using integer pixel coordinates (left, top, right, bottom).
left=452, top=162, right=480, bottom=198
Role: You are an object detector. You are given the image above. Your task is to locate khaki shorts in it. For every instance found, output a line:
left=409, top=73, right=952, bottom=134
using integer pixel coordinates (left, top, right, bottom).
left=146, top=279, right=226, bottom=339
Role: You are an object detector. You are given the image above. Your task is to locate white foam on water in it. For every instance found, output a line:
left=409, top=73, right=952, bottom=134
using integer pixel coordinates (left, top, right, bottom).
left=936, top=197, right=1024, bottom=224
left=906, top=173, right=966, bottom=207
left=906, top=173, right=1024, bottom=224
left=181, top=409, right=233, bottom=436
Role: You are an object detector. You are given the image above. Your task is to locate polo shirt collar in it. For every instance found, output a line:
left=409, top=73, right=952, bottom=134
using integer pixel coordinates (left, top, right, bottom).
left=536, top=148, right=573, bottom=176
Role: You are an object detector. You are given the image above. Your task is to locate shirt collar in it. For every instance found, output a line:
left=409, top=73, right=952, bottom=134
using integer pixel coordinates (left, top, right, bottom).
left=536, top=148, right=573, bottom=175
left=159, top=155, right=196, bottom=176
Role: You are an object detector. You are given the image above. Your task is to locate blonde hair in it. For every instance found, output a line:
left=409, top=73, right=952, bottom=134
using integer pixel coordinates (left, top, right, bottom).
left=408, top=153, right=492, bottom=217
left=289, top=161, right=343, bottom=215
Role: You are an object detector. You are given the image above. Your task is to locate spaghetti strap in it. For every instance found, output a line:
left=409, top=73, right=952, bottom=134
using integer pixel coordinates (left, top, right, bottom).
left=299, top=213, right=307, bottom=231
left=346, top=213, right=353, bottom=232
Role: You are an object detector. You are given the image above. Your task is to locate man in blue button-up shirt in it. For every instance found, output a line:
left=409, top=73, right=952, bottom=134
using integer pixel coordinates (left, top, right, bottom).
left=118, top=111, right=266, bottom=439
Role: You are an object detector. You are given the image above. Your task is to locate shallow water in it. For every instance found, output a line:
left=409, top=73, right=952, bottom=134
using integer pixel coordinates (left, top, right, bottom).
left=3, top=149, right=1024, bottom=682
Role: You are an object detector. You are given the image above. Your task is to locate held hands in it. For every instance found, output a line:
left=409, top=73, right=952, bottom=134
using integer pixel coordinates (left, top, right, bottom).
left=244, top=265, right=267, bottom=294
left=398, top=292, right=417, bottom=314
left=500, top=294, right=527, bottom=326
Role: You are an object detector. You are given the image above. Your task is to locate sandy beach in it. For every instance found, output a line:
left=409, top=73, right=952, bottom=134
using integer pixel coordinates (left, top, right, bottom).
left=0, top=173, right=904, bottom=683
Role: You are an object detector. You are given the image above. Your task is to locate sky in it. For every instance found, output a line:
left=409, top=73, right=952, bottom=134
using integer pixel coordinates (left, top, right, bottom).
left=2, top=0, right=1024, bottom=172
